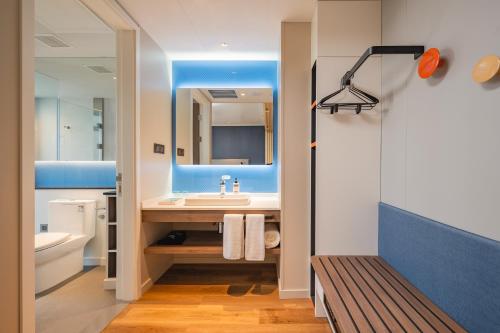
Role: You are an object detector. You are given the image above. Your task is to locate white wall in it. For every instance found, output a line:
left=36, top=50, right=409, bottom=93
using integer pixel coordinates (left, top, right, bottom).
left=58, top=98, right=97, bottom=161
left=35, top=73, right=58, bottom=161
left=103, top=97, right=117, bottom=160
left=192, top=89, right=211, bottom=164
left=212, top=103, right=266, bottom=126
left=139, top=29, right=173, bottom=287
left=314, top=0, right=381, bottom=255
left=35, top=97, right=58, bottom=160
left=35, top=71, right=58, bottom=97
left=35, top=189, right=108, bottom=265
left=175, top=88, right=193, bottom=165
left=381, top=0, right=500, bottom=241
left=280, top=22, right=311, bottom=298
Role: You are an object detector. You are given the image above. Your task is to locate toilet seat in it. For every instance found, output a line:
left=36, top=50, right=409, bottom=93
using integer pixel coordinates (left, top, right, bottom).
left=35, top=232, right=71, bottom=252
left=35, top=234, right=88, bottom=293
left=35, top=234, right=87, bottom=266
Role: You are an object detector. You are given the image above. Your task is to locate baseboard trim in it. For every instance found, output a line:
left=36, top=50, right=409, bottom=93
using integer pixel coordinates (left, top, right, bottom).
left=140, top=260, right=174, bottom=295
left=103, top=277, right=116, bottom=290
left=141, top=278, right=153, bottom=294
left=278, top=277, right=310, bottom=299
left=84, top=257, right=105, bottom=266
left=279, top=286, right=310, bottom=299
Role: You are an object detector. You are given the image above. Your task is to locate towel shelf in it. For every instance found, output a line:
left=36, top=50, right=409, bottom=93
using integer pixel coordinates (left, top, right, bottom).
left=144, top=231, right=280, bottom=256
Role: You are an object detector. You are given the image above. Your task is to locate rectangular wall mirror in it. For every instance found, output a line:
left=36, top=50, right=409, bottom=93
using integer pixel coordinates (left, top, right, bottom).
left=175, top=88, right=273, bottom=165
left=35, top=57, right=117, bottom=161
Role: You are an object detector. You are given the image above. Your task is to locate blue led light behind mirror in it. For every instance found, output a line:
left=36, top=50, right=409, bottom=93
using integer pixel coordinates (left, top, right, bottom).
left=172, top=61, right=278, bottom=192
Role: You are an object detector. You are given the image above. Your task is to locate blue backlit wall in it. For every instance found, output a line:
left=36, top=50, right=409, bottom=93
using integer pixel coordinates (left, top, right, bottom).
left=172, top=61, right=278, bottom=192
left=35, top=161, right=116, bottom=189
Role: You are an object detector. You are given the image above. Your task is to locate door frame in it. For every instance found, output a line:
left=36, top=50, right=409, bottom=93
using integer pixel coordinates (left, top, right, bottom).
left=21, top=0, right=35, bottom=331
left=81, top=0, right=142, bottom=301
left=192, top=100, right=201, bottom=165
left=21, top=3, right=143, bottom=330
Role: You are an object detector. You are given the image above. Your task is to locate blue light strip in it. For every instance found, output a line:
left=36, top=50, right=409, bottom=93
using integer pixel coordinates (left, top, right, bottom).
left=35, top=161, right=116, bottom=189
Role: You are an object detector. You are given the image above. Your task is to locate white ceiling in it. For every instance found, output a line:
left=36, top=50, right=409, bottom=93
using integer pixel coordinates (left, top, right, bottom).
left=35, top=0, right=115, bottom=57
left=118, top=0, right=314, bottom=60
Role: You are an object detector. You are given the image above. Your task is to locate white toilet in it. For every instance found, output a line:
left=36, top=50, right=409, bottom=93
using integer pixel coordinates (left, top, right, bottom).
left=35, top=199, right=96, bottom=293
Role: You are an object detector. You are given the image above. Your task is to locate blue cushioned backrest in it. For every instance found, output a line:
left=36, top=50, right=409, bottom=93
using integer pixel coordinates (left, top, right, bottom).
left=35, top=161, right=116, bottom=189
left=379, top=202, right=500, bottom=333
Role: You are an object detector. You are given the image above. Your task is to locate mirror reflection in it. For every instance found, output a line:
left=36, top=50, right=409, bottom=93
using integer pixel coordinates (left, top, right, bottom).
left=176, top=88, right=273, bottom=165
left=35, top=58, right=117, bottom=161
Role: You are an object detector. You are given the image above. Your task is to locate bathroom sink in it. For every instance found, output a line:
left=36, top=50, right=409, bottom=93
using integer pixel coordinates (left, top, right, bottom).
left=184, top=193, right=251, bottom=206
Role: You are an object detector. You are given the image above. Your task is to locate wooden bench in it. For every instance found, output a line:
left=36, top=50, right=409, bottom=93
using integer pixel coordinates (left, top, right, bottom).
left=311, top=256, right=467, bottom=333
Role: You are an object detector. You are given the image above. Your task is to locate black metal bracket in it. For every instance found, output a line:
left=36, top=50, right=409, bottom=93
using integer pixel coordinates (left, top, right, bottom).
left=341, top=45, right=424, bottom=86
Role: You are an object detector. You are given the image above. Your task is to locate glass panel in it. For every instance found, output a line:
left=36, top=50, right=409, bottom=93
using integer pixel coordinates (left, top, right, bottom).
left=175, top=88, right=273, bottom=165
left=59, top=99, right=102, bottom=161
left=34, top=58, right=116, bottom=161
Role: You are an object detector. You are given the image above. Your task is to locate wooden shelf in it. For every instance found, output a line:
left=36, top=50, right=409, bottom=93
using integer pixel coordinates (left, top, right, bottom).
left=145, top=231, right=280, bottom=256
left=142, top=209, right=280, bottom=223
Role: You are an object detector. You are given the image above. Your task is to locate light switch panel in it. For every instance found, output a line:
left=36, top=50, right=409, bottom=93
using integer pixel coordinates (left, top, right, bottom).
left=154, top=143, right=165, bottom=154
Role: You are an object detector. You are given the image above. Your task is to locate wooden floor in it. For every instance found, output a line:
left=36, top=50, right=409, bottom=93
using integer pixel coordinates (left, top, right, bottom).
left=104, top=264, right=330, bottom=333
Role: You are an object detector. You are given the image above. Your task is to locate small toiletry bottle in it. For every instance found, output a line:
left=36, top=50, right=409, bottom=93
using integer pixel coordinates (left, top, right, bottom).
left=233, top=178, right=240, bottom=193
left=220, top=179, right=226, bottom=194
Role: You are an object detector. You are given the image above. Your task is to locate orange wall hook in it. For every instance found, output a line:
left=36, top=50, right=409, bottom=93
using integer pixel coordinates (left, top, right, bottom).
left=418, top=48, right=441, bottom=79
left=472, top=55, right=500, bottom=83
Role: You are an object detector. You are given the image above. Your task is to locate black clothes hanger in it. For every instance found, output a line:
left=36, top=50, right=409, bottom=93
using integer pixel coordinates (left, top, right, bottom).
left=318, top=46, right=425, bottom=114
left=318, top=81, right=379, bottom=114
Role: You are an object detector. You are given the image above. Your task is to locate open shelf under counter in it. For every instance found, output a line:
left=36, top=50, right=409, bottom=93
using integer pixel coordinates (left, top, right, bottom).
left=145, top=230, right=280, bottom=256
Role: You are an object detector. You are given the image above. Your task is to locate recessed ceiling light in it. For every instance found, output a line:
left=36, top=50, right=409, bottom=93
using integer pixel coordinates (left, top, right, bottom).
left=113, top=76, right=117, bottom=80
left=221, top=42, right=229, bottom=47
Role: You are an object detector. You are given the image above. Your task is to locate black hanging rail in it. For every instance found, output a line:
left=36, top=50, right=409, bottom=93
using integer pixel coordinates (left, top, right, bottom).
left=318, top=45, right=425, bottom=114
left=341, top=45, right=424, bottom=86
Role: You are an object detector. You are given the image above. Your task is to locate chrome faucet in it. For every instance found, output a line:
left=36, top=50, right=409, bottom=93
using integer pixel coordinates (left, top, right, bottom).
left=219, top=175, right=231, bottom=195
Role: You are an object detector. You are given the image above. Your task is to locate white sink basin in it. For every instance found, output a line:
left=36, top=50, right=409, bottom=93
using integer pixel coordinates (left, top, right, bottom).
left=184, top=193, right=251, bottom=206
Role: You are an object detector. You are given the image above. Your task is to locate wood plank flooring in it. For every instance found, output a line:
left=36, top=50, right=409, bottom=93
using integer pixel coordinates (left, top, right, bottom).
left=104, top=264, right=330, bottom=333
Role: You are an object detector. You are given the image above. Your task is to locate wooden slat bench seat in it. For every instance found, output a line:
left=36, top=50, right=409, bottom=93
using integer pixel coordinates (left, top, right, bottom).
left=311, top=256, right=467, bottom=333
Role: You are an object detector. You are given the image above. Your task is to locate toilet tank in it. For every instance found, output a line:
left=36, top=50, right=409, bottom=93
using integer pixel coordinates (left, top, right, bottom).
left=48, top=199, right=97, bottom=239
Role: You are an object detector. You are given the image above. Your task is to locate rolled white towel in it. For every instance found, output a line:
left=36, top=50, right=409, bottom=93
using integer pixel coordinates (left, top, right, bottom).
left=245, top=214, right=265, bottom=261
left=223, top=214, right=244, bottom=260
left=264, top=223, right=280, bottom=249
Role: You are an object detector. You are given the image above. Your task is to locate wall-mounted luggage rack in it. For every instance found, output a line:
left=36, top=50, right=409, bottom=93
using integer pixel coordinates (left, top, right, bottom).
left=318, top=45, right=425, bottom=114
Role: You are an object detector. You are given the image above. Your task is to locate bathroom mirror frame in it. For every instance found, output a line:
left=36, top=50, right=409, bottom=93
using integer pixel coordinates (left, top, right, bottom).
left=174, top=87, right=275, bottom=166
